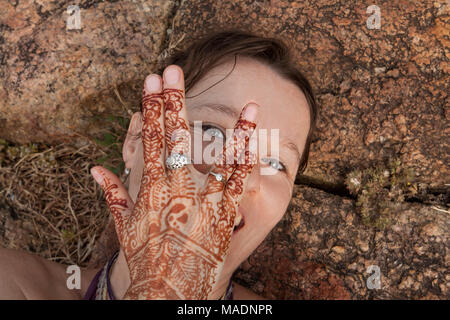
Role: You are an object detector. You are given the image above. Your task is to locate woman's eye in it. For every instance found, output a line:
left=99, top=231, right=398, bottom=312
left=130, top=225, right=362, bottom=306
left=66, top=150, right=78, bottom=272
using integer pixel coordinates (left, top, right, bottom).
left=261, top=157, right=286, bottom=172
left=203, top=124, right=224, bottom=139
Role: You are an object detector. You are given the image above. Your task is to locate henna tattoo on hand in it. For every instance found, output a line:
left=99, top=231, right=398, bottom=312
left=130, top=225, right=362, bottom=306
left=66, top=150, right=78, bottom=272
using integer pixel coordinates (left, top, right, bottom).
left=97, top=81, right=257, bottom=300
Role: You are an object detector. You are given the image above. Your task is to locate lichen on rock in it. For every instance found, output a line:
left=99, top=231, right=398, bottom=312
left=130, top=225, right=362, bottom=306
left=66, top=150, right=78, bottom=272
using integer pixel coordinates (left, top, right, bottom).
left=345, top=158, right=419, bottom=229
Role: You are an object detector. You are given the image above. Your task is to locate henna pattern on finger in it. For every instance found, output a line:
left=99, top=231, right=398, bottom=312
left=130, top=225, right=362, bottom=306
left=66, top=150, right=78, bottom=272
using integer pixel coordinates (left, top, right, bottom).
left=204, top=117, right=257, bottom=196
left=141, top=90, right=165, bottom=182
left=164, top=88, right=191, bottom=156
left=101, top=175, right=129, bottom=238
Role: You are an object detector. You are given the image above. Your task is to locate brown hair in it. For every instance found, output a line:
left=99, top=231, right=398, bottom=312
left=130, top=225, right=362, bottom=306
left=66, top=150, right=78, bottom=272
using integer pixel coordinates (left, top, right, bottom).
left=149, top=29, right=318, bottom=174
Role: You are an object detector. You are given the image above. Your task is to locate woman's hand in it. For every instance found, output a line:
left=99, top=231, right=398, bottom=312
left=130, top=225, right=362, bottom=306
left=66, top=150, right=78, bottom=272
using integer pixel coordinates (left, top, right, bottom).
left=91, top=65, right=258, bottom=299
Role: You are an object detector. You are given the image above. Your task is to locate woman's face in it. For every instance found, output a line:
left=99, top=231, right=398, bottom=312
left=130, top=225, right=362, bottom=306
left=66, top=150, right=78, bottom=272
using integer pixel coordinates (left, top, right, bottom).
left=123, top=56, right=310, bottom=287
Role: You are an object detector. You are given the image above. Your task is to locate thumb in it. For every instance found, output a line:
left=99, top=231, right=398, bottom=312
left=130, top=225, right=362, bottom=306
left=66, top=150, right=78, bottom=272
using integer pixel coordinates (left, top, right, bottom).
left=91, top=166, right=134, bottom=238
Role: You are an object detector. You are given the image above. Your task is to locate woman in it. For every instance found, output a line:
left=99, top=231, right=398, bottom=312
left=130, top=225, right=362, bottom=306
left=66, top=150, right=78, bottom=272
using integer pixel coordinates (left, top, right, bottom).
left=0, top=30, right=317, bottom=299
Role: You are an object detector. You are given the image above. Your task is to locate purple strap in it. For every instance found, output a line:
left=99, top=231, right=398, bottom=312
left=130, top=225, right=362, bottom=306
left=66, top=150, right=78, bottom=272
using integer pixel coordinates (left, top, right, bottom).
left=83, top=250, right=118, bottom=300
left=83, top=268, right=102, bottom=300
left=105, top=251, right=118, bottom=300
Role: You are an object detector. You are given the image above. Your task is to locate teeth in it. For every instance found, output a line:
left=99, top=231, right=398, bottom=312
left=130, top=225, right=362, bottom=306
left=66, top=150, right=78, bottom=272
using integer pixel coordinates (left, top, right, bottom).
left=234, top=215, right=242, bottom=227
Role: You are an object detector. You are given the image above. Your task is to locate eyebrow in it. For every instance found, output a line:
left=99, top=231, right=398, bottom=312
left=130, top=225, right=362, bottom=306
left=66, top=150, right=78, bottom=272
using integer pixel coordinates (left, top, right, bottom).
left=190, top=103, right=239, bottom=119
left=190, top=102, right=302, bottom=162
left=284, top=141, right=301, bottom=162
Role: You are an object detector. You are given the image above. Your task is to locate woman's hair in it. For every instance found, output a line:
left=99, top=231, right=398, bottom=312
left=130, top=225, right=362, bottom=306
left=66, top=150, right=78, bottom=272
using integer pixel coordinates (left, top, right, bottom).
left=147, top=29, right=318, bottom=174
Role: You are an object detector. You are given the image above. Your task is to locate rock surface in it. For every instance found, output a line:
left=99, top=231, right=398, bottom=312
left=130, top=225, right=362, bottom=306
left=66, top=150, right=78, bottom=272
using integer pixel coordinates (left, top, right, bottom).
left=169, top=0, right=449, bottom=188
left=0, top=0, right=174, bottom=143
left=234, top=185, right=449, bottom=299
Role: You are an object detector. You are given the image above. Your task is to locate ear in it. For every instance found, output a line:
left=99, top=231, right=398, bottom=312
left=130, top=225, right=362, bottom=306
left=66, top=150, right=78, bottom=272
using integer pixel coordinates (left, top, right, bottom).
left=122, top=112, right=143, bottom=168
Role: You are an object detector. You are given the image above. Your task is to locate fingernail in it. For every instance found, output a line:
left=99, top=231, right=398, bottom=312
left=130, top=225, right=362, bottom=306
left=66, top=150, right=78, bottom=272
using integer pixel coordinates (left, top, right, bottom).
left=91, top=168, right=104, bottom=185
left=243, top=103, right=258, bottom=122
left=164, top=67, right=179, bottom=85
left=145, top=75, right=161, bottom=92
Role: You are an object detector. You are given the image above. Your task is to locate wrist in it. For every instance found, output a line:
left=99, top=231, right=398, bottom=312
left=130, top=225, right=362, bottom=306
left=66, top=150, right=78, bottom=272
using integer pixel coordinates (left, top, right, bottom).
left=109, top=249, right=131, bottom=299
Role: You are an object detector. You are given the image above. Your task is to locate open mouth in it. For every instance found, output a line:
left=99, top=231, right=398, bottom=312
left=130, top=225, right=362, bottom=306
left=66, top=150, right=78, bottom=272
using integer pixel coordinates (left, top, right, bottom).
left=233, top=214, right=245, bottom=233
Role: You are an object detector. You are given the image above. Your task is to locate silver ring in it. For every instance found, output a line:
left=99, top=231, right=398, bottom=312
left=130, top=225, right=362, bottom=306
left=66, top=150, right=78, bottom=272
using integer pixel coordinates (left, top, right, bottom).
left=209, top=171, right=224, bottom=182
left=166, top=153, right=189, bottom=170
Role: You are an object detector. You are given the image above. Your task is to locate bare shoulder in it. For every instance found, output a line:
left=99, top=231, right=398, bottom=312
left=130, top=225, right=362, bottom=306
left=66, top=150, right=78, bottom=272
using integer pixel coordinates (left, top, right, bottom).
left=0, top=247, right=81, bottom=299
left=232, top=282, right=267, bottom=300
left=0, top=248, right=26, bottom=299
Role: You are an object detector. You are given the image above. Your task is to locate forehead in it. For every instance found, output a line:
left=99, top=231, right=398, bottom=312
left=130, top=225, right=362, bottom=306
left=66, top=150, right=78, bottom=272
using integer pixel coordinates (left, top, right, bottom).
left=185, top=56, right=310, bottom=153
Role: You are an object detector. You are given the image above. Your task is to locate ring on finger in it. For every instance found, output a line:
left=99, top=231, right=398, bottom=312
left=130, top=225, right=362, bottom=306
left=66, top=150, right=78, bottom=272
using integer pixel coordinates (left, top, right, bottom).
left=166, top=153, right=189, bottom=170
left=209, top=171, right=225, bottom=182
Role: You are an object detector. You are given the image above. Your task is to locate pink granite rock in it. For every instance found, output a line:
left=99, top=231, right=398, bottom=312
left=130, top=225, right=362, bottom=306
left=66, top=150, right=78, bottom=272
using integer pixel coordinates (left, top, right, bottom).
left=169, top=0, right=449, bottom=188
left=234, top=185, right=449, bottom=299
left=0, top=0, right=174, bottom=143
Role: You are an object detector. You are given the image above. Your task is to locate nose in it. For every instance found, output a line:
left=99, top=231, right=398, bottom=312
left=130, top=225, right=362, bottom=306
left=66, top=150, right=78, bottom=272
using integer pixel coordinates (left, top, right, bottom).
left=243, top=163, right=261, bottom=195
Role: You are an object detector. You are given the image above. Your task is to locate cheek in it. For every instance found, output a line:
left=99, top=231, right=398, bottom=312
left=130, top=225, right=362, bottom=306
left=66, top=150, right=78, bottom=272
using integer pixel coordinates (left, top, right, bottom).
left=249, top=177, right=291, bottom=233
left=228, top=177, right=292, bottom=263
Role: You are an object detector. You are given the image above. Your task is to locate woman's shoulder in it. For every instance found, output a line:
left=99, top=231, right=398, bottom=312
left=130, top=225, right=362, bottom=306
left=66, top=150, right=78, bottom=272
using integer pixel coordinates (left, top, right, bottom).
left=0, top=247, right=84, bottom=299
left=232, top=281, right=267, bottom=300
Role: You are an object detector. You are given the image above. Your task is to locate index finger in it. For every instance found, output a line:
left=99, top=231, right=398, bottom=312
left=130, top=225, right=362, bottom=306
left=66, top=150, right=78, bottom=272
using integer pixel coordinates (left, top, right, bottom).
left=203, top=103, right=258, bottom=195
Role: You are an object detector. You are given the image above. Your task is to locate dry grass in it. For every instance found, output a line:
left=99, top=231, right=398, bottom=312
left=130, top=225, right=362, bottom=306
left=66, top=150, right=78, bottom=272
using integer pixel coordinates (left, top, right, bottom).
left=0, top=82, right=134, bottom=268
left=0, top=139, right=124, bottom=267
